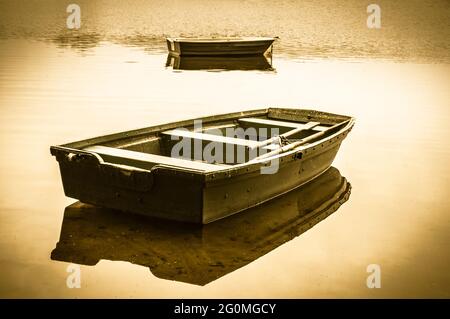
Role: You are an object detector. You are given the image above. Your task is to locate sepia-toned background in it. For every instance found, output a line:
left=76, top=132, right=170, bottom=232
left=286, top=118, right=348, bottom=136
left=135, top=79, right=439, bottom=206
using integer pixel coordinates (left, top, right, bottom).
left=0, top=0, right=449, bottom=297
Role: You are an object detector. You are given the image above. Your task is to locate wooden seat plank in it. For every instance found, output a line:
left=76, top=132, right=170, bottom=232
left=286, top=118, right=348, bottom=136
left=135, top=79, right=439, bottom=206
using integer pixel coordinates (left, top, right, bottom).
left=84, top=145, right=223, bottom=171
left=162, top=129, right=261, bottom=148
left=239, top=117, right=328, bottom=132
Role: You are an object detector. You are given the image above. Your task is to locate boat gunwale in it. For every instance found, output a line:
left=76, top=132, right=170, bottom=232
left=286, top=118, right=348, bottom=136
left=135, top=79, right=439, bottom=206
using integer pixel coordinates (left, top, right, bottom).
left=50, top=108, right=355, bottom=177
left=166, top=37, right=277, bottom=43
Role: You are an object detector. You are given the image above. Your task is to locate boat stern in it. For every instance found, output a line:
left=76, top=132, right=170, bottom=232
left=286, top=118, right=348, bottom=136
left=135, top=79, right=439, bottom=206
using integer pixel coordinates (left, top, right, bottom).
left=166, top=38, right=181, bottom=56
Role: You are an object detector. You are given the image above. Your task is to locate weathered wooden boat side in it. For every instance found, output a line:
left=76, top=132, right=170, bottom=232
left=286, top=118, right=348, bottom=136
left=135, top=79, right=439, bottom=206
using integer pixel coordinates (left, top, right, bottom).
left=51, top=167, right=351, bottom=286
left=50, top=108, right=355, bottom=224
left=166, top=37, right=276, bottom=56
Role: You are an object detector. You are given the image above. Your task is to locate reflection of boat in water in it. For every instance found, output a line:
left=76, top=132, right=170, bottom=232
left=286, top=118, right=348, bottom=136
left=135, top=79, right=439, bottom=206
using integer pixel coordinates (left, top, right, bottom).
left=52, top=31, right=102, bottom=52
left=165, top=54, right=274, bottom=71
left=51, top=167, right=351, bottom=286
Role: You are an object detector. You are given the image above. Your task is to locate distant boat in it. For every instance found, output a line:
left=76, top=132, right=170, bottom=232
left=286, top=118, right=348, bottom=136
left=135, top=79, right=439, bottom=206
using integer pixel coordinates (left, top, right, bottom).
left=50, top=107, right=355, bottom=224
left=166, top=37, right=276, bottom=56
left=165, top=54, right=274, bottom=71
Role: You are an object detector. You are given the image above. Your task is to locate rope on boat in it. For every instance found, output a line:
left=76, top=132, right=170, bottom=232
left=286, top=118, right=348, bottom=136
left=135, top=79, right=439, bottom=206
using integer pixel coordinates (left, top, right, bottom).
left=278, top=135, right=290, bottom=146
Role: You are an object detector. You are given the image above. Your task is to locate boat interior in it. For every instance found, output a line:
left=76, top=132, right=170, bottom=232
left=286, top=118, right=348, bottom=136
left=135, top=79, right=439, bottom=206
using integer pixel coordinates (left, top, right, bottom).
left=80, top=111, right=351, bottom=172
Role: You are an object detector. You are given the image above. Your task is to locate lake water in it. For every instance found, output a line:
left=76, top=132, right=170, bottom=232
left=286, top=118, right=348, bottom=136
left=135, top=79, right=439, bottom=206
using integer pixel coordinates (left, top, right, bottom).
left=0, top=0, right=449, bottom=298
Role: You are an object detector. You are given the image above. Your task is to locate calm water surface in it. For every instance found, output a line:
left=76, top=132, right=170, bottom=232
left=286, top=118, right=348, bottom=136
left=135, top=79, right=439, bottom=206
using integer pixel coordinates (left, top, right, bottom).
left=0, top=0, right=449, bottom=298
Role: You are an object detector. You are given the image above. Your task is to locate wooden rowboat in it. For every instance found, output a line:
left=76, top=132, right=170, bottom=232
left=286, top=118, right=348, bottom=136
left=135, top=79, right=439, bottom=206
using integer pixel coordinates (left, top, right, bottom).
left=50, top=108, right=355, bottom=224
left=166, top=37, right=276, bottom=56
left=51, top=167, right=351, bottom=285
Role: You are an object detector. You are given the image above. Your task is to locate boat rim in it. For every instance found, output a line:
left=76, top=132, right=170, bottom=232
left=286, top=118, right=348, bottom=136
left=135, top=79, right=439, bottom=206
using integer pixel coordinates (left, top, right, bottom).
left=166, top=37, right=277, bottom=43
left=51, top=108, right=355, bottom=176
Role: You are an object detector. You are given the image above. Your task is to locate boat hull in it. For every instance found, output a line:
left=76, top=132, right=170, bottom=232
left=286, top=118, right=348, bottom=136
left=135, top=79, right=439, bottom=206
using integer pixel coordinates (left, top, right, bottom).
left=202, top=141, right=343, bottom=223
